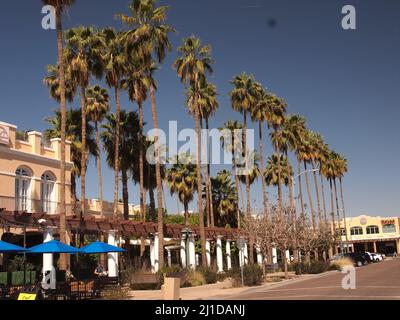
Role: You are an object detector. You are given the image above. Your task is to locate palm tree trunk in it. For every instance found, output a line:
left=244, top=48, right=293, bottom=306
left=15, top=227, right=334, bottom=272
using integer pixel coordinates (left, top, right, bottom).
left=95, top=122, right=104, bottom=218
left=138, top=102, right=146, bottom=222
left=194, top=103, right=207, bottom=268
left=286, top=152, right=294, bottom=212
left=55, top=5, right=67, bottom=270
left=113, top=84, right=121, bottom=218
left=329, top=179, right=338, bottom=254
left=304, top=162, right=316, bottom=231
left=297, top=159, right=305, bottom=218
left=274, top=133, right=283, bottom=211
left=258, top=121, right=269, bottom=216
left=71, top=174, right=77, bottom=216
left=320, top=173, right=328, bottom=224
left=150, top=84, right=165, bottom=269
left=80, top=87, right=87, bottom=221
left=184, top=201, right=189, bottom=227
left=206, top=118, right=215, bottom=228
left=234, top=167, right=241, bottom=229
left=201, top=120, right=211, bottom=228
left=333, top=178, right=342, bottom=252
left=339, top=178, right=349, bottom=243
left=122, top=170, right=129, bottom=221
left=243, top=112, right=254, bottom=264
left=149, top=187, right=156, bottom=222
left=311, top=161, right=322, bottom=227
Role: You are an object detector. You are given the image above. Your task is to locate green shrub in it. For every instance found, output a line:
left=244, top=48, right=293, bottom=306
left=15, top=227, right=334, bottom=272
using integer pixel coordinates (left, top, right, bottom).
left=198, top=267, right=217, bottom=284
left=228, top=265, right=263, bottom=287
left=292, top=261, right=329, bottom=275
left=216, top=272, right=228, bottom=283
left=183, top=271, right=206, bottom=287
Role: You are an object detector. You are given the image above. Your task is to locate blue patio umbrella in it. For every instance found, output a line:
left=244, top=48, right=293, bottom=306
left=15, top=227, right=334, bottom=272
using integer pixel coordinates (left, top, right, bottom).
left=27, top=240, right=80, bottom=254
left=80, top=242, right=126, bottom=254
left=0, top=240, right=27, bottom=253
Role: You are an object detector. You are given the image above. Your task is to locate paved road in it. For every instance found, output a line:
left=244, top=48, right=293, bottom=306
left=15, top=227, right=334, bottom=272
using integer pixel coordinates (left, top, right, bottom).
left=218, top=259, right=400, bottom=300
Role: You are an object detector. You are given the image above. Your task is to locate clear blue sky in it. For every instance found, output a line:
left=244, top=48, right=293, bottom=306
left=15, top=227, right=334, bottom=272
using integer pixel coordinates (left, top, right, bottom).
left=0, top=0, right=399, bottom=217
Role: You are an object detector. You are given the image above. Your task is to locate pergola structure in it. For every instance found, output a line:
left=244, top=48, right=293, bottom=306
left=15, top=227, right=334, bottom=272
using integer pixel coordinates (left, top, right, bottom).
left=0, top=210, right=259, bottom=276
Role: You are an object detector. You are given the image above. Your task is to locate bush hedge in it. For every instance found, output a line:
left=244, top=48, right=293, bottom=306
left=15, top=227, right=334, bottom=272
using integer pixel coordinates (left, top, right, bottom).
left=228, top=265, right=263, bottom=287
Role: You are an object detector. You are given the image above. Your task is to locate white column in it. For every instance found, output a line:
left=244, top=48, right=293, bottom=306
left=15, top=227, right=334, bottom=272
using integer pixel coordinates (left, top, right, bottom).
left=206, top=240, right=211, bottom=267
left=180, top=237, right=187, bottom=269
left=153, top=233, right=159, bottom=273
left=226, top=240, right=232, bottom=270
left=244, top=241, right=249, bottom=265
left=216, top=237, right=224, bottom=273
left=238, top=239, right=244, bottom=267
left=188, top=234, right=196, bottom=270
left=256, top=246, right=263, bottom=266
left=272, top=247, right=278, bottom=265
left=286, top=250, right=291, bottom=264
left=42, top=228, right=56, bottom=289
left=150, top=237, right=155, bottom=271
left=107, top=230, right=118, bottom=277
left=167, top=249, right=172, bottom=267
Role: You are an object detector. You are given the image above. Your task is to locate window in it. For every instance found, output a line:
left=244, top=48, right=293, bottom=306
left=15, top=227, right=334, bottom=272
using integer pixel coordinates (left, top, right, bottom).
left=382, top=224, right=396, bottom=234
left=41, top=172, right=56, bottom=214
left=15, top=167, right=32, bottom=211
left=336, top=228, right=346, bottom=237
left=350, top=227, right=363, bottom=236
left=366, top=225, right=380, bottom=235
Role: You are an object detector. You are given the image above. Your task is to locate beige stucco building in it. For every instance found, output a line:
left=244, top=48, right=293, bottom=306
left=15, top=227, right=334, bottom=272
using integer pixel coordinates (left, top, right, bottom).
left=0, top=121, right=73, bottom=215
left=336, top=215, right=400, bottom=255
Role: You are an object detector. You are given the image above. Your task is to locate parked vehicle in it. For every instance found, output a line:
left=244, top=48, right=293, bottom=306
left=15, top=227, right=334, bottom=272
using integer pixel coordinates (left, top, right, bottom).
left=371, top=253, right=383, bottom=262
left=344, top=253, right=368, bottom=267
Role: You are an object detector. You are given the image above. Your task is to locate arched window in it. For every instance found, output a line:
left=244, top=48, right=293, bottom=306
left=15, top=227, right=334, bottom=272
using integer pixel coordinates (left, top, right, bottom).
left=15, top=167, right=32, bottom=212
left=382, top=224, right=396, bottom=234
left=366, top=225, right=380, bottom=235
left=350, top=227, right=363, bottom=236
left=41, top=172, right=56, bottom=214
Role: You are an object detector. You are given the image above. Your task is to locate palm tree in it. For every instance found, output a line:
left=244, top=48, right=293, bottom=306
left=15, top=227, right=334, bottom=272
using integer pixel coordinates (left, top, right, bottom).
left=250, top=87, right=271, bottom=217
left=86, top=85, right=109, bottom=217
left=211, top=170, right=239, bottom=228
left=64, top=26, right=103, bottom=221
left=174, top=35, right=213, bottom=268
left=229, top=73, right=260, bottom=264
left=267, top=94, right=287, bottom=210
left=166, top=154, right=198, bottom=226
left=337, top=154, right=349, bottom=243
left=42, top=0, right=75, bottom=270
left=118, top=0, right=174, bottom=269
left=121, top=61, right=152, bottom=222
left=99, top=27, right=127, bottom=218
left=265, top=154, right=293, bottom=189
left=44, top=64, right=77, bottom=104
left=187, top=82, right=219, bottom=227
left=219, top=120, right=244, bottom=228
left=44, top=108, right=97, bottom=217
left=101, top=111, right=140, bottom=220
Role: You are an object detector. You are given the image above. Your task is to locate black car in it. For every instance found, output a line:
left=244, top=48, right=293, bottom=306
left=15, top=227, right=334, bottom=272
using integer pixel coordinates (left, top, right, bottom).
left=344, top=253, right=368, bottom=267
left=361, top=252, right=372, bottom=264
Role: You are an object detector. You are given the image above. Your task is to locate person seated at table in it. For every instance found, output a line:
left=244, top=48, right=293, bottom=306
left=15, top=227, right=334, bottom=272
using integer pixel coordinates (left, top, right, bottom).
left=94, top=264, right=108, bottom=277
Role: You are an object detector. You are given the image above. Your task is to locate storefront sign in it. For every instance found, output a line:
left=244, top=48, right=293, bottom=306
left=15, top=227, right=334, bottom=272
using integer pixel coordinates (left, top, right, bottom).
left=0, top=125, right=9, bottom=145
left=382, top=219, right=395, bottom=226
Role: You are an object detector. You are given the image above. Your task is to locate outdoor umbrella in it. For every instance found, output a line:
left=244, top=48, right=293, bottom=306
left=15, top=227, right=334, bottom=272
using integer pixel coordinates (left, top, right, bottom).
left=0, top=240, right=28, bottom=253
left=80, top=242, right=126, bottom=254
left=27, top=240, right=80, bottom=254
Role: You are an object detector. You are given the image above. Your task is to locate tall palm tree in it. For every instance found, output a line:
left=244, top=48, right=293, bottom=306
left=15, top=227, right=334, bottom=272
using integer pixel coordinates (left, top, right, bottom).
left=337, top=154, right=349, bottom=243
left=121, top=61, right=152, bottom=221
left=229, top=73, right=260, bottom=264
left=64, top=26, right=103, bottom=221
left=99, top=27, right=127, bottom=218
left=101, top=111, right=140, bottom=220
left=166, top=154, right=198, bottom=226
left=265, top=154, right=293, bottom=189
left=187, top=82, right=219, bottom=227
left=86, top=85, right=109, bottom=217
left=42, top=0, right=75, bottom=270
left=219, top=120, right=244, bottom=228
left=250, top=87, right=271, bottom=217
left=118, top=0, right=174, bottom=269
left=267, top=94, right=287, bottom=210
left=174, top=35, right=213, bottom=267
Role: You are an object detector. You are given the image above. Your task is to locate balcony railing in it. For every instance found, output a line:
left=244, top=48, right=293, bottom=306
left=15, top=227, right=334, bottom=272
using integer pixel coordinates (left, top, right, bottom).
left=0, top=196, right=72, bottom=216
